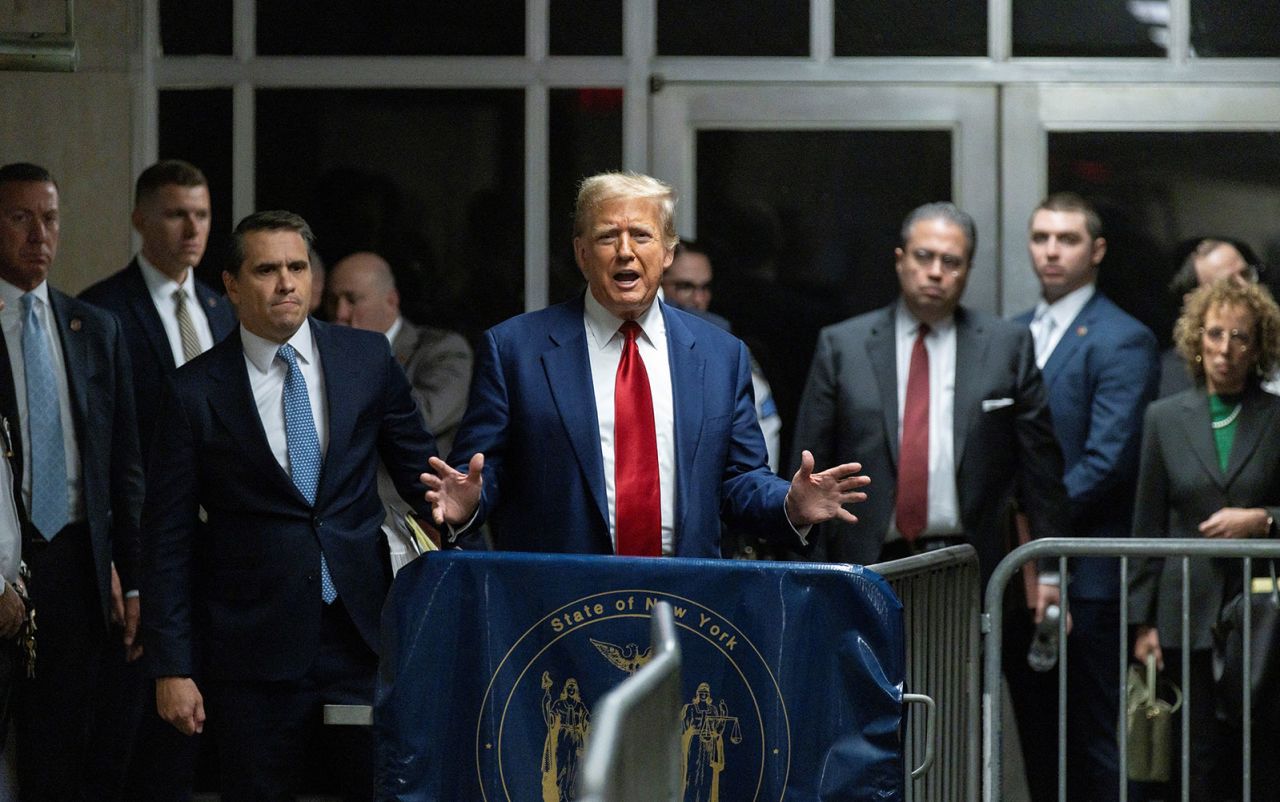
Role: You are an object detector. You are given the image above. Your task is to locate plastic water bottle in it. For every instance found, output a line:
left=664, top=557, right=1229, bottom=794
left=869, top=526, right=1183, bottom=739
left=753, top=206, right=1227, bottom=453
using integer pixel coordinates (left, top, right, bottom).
left=1027, top=604, right=1060, bottom=672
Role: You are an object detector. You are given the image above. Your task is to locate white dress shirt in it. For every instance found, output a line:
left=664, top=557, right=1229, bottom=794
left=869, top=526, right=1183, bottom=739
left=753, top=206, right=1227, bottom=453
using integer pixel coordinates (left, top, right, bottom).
left=1030, top=282, right=1095, bottom=369
left=583, top=292, right=677, bottom=555
left=137, top=253, right=216, bottom=366
left=0, top=278, right=84, bottom=526
left=240, top=321, right=329, bottom=474
left=891, top=300, right=960, bottom=539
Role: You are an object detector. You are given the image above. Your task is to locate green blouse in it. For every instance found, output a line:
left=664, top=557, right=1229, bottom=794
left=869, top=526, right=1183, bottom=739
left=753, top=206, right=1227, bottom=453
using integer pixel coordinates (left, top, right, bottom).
left=1209, top=393, right=1244, bottom=473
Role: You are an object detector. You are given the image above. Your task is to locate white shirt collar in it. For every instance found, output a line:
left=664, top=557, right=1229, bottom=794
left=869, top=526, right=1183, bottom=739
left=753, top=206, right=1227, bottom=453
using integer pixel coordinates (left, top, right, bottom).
left=384, top=315, right=404, bottom=346
left=0, top=276, right=50, bottom=309
left=583, top=291, right=666, bottom=351
left=137, top=251, right=196, bottom=305
left=894, top=297, right=955, bottom=339
left=240, top=319, right=316, bottom=374
left=1035, top=282, right=1095, bottom=329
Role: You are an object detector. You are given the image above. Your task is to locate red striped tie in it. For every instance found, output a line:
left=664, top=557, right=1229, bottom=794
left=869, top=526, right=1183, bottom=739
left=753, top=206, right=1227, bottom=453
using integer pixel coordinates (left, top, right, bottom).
left=614, top=321, right=660, bottom=556
left=896, top=324, right=929, bottom=542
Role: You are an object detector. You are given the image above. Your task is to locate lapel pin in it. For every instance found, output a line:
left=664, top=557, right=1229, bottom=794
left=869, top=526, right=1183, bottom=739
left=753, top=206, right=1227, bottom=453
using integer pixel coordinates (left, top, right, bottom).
left=70, top=318, right=82, bottom=332
left=1076, top=325, right=1087, bottom=337
left=206, top=296, right=217, bottom=308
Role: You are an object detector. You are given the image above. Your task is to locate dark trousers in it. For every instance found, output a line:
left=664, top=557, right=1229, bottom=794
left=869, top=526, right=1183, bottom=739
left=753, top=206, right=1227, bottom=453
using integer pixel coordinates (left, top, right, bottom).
left=15, top=524, right=112, bottom=801
left=207, top=598, right=377, bottom=802
left=1003, top=605, right=1060, bottom=802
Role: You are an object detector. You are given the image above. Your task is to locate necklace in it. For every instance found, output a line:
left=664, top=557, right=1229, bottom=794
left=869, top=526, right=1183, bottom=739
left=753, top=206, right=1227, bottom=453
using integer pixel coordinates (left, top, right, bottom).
left=1212, top=403, right=1243, bottom=430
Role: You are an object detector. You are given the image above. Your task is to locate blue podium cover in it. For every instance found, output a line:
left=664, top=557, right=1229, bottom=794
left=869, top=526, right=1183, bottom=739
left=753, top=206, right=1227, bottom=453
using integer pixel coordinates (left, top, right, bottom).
left=375, top=552, right=904, bottom=801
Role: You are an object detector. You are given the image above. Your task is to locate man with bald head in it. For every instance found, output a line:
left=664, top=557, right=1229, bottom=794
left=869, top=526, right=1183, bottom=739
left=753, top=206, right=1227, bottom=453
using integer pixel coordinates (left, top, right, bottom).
left=326, top=251, right=472, bottom=456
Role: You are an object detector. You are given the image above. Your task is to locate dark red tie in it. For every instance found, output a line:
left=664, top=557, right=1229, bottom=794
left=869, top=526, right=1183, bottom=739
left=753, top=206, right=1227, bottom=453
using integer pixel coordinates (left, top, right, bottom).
left=614, top=321, right=660, bottom=556
left=896, top=324, right=929, bottom=542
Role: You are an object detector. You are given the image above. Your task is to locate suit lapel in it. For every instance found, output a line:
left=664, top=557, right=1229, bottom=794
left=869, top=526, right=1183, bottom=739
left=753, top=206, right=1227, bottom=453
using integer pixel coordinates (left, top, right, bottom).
left=1224, top=389, right=1276, bottom=486
left=206, top=331, right=302, bottom=502
left=124, top=261, right=179, bottom=372
left=664, top=305, right=703, bottom=540
left=866, top=307, right=899, bottom=468
left=48, top=290, right=91, bottom=439
left=313, top=321, right=351, bottom=505
left=542, top=299, right=608, bottom=529
left=952, top=310, right=989, bottom=467
left=194, top=281, right=235, bottom=341
left=1177, top=391, right=1225, bottom=489
left=1041, top=294, right=1098, bottom=387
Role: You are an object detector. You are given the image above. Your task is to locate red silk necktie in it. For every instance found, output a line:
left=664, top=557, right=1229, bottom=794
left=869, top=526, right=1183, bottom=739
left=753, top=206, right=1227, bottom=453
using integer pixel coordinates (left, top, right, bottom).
left=896, top=324, right=930, bottom=543
left=614, top=320, right=660, bottom=556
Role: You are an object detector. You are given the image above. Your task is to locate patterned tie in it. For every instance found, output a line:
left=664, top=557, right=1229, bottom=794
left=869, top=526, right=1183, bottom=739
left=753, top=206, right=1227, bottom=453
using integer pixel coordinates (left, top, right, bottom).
left=278, top=344, right=336, bottom=604
left=613, top=321, right=660, bottom=556
left=896, top=324, right=929, bottom=543
left=21, top=293, right=68, bottom=541
left=173, top=289, right=202, bottom=364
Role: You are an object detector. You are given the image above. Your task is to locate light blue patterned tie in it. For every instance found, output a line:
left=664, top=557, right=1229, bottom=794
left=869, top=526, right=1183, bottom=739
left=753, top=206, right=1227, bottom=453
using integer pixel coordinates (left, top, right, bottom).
left=21, top=293, right=68, bottom=540
left=278, top=344, right=336, bottom=604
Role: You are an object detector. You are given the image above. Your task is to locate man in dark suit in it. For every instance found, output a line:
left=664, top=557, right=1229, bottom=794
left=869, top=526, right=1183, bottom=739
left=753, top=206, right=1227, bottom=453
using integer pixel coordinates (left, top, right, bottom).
left=424, top=171, right=868, bottom=556
left=79, top=159, right=236, bottom=801
left=0, top=162, right=145, bottom=798
left=1014, top=192, right=1159, bottom=801
left=142, top=210, right=436, bottom=799
left=790, top=201, right=1070, bottom=801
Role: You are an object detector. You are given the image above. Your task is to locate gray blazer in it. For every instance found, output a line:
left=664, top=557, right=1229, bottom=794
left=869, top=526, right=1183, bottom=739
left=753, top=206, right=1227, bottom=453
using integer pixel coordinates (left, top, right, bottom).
left=1129, top=385, right=1280, bottom=650
left=791, top=302, right=1069, bottom=584
left=391, top=319, right=473, bottom=457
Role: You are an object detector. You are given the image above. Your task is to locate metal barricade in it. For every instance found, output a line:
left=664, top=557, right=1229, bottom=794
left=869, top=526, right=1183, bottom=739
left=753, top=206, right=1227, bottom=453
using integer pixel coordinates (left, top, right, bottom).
left=983, top=537, right=1280, bottom=802
left=577, top=601, right=683, bottom=802
left=870, top=544, right=982, bottom=802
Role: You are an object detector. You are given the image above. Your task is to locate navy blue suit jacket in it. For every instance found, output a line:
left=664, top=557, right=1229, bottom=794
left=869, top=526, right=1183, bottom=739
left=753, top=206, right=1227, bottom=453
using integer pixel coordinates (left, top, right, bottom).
left=447, top=295, right=791, bottom=556
left=0, top=288, right=143, bottom=621
left=1015, top=291, right=1159, bottom=599
left=141, top=321, right=436, bottom=682
left=80, top=259, right=236, bottom=462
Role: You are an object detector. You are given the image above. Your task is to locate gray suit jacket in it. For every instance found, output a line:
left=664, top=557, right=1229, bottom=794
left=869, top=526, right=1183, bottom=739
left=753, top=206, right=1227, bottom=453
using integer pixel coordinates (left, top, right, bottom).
left=1129, top=385, right=1280, bottom=650
left=391, top=319, right=472, bottom=458
left=791, top=302, right=1069, bottom=584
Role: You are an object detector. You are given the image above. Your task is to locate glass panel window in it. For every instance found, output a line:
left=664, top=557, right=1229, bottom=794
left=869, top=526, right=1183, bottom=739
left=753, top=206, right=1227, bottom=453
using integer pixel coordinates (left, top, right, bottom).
left=548, top=88, right=624, bottom=304
left=255, top=89, right=524, bottom=342
left=657, top=1, right=808, bottom=56
left=695, top=129, right=952, bottom=454
left=834, top=0, right=985, bottom=56
left=158, top=90, right=234, bottom=289
left=1048, top=131, right=1280, bottom=347
left=160, top=0, right=232, bottom=56
left=257, top=1, right=525, bottom=56
left=550, top=0, right=623, bottom=55
left=1013, top=0, right=1167, bottom=57
left=1191, top=3, right=1280, bottom=57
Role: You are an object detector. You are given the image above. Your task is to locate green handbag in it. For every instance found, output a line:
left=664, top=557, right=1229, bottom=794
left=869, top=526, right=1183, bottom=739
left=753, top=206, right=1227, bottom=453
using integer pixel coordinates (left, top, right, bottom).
left=1127, top=654, right=1182, bottom=783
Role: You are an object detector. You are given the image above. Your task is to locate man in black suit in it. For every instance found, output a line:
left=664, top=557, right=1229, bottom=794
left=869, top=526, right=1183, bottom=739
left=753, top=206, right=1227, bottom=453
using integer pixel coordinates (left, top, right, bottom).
left=791, top=201, right=1070, bottom=801
left=79, top=159, right=236, bottom=801
left=0, top=162, right=145, bottom=799
left=142, top=210, right=436, bottom=799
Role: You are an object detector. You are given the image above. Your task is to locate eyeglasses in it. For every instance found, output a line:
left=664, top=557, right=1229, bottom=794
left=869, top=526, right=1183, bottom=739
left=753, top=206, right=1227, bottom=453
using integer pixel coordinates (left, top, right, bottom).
left=1200, top=326, right=1252, bottom=351
left=908, top=248, right=967, bottom=276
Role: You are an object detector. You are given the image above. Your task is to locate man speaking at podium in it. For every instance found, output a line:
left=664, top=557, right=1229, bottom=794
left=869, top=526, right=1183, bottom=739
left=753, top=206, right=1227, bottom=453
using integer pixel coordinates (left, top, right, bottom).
left=424, top=172, right=868, bottom=556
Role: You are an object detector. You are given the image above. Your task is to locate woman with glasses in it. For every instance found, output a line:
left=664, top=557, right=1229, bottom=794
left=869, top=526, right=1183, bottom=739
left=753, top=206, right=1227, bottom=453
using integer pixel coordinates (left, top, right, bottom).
left=1130, top=278, right=1280, bottom=801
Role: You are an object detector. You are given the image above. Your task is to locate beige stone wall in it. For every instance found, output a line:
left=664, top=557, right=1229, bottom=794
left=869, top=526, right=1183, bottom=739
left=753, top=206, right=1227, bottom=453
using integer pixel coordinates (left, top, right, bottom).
left=0, top=0, right=137, bottom=293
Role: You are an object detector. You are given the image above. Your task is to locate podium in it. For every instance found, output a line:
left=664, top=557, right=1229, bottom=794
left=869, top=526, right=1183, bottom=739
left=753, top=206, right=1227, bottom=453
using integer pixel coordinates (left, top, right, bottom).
left=375, top=551, right=905, bottom=801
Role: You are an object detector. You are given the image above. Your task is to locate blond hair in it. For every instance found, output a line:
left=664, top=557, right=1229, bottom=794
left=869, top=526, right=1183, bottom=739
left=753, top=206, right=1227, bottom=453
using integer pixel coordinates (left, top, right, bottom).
left=573, top=172, right=679, bottom=250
